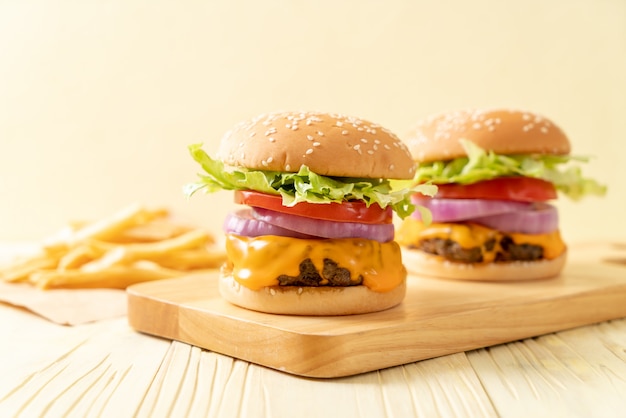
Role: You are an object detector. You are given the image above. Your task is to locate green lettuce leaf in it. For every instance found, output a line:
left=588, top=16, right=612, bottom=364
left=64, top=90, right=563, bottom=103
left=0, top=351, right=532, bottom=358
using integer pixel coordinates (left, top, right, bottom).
left=185, top=143, right=437, bottom=219
left=413, top=139, right=606, bottom=201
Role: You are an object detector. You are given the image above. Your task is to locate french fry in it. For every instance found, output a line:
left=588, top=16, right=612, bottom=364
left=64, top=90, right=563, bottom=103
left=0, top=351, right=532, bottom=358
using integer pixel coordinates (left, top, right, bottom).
left=57, top=245, right=100, bottom=270
left=44, top=204, right=168, bottom=252
left=154, top=247, right=226, bottom=270
left=124, top=228, right=211, bottom=257
left=77, top=246, right=127, bottom=272
left=87, top=229, right=211, bottom=264
left=31, top=262, right=185, bottom=290
left=75, top=204, right=168, bottom=242
left=105, top=218, right=193, bottom=243
left=0, top=252, right=59, bottom=282
left=2, top=204, right=224, bottom=289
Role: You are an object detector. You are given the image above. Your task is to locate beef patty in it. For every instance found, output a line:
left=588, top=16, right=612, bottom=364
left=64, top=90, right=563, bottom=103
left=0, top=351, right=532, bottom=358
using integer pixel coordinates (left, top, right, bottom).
left=277, top=258, right=363, bottom=287
left=416, top=236, right=544, bottom=263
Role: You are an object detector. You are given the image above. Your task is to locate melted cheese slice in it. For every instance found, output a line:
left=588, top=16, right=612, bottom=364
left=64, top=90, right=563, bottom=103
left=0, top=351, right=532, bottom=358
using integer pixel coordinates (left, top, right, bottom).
left=396, top=218, right=566, bottom=262
left=224, top=234, right=406, bottom=292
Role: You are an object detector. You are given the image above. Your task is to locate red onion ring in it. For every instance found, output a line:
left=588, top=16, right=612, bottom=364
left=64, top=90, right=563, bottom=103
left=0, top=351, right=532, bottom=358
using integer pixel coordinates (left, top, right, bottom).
left=411, top=197, right=533, bottom=223
left=473, top=203, right=559, bottom=234
left=411, top=197, right=559, bottom=234
left=223, top=210, right=315, bottom=238
left=251, top=207, right=394, bottom=242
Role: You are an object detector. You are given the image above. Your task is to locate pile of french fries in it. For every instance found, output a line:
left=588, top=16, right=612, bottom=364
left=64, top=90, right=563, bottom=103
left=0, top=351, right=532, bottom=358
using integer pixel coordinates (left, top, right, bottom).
left=0, top=204, right=226, bottom=289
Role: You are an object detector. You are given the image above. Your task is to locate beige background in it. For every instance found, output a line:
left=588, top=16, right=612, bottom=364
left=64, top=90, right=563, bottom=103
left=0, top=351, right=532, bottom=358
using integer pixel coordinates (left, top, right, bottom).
left=0, top=0, right=624, bottom=243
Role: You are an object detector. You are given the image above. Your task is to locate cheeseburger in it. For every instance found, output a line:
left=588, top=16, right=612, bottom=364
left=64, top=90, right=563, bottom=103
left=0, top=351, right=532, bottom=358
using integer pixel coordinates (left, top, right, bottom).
left=185, top=111, right=435, bottom=315
left=396, top=108, right=606, bottom=281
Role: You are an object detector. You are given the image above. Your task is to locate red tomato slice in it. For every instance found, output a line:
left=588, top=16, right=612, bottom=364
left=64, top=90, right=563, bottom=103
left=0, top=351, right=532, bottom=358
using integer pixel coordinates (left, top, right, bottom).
left=233, top=190, right=392, bottom=224
left=434, top=177, right=557, bottom=202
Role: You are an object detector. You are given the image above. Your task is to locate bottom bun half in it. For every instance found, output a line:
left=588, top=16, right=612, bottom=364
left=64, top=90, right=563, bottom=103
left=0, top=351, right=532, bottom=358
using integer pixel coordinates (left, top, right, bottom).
left=219, top=273, right=406, bottom=316
left=401, top=248, right=567, bottom=282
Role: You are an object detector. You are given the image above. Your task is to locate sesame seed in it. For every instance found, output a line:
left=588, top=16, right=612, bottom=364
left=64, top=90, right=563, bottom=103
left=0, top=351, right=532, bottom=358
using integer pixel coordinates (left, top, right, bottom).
left=360, top=138, right=368, bottom=143
left=268, top=137, right=276, bottom=142
left=305, top=148, right=313, bottom=155
left=374, top=139, right=380, bottom=144
left=267, top=157, right=273, bottom=163
left=285, top=164, right=291, bottom=171
left=291, top=125, right=298, bottom=130
left=541, top=127, right=549, bottom=134
left=249, top=132, right=256, bottom=137
left=286, top=124, right=291, bottom=129
left=384, top=144, right=391, bottom=150
left=297, top=287, right=303, bottom=295
left=389, top=164, right=395, bottom=170
left=367, top=150, right=374, bottom=155
left=336, top=121, right=343, bottom=127
left=341, top=130, right=349, bottom=135
left=353, top=144, right=362, bottom=154
left=313, top=142, right=320, bottom=147
left=270, top=288, right=276, bottom=296
left=373, top=144, right=378, bottom=150
left=317, top=131, right=324, bottom=136
left=307, top=135, right=314, bottom=141
left=264, top=128, right=277, bottom=136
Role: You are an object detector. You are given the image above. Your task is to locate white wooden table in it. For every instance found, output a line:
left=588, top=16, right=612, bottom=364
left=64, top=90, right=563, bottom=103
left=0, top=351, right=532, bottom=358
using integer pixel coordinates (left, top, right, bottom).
left=1, top=246, right=626, bottom=417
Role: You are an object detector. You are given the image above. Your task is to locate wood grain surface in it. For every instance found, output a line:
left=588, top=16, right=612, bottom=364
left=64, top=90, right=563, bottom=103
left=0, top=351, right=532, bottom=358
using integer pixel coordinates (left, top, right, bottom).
left=2, top=241, right=626, bottom=417
left=126, top=243, right=626, bottom=378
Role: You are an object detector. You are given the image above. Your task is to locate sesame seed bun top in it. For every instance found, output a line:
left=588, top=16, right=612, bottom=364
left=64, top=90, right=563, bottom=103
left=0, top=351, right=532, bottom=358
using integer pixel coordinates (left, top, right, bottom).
left=217, top=111, right=416, bottom=179
left=405, top=109, right=572, bottom=163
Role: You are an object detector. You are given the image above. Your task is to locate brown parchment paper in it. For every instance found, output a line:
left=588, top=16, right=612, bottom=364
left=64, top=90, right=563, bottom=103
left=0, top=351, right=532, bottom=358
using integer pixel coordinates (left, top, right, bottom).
left=0, top=281, right=126, bottom=325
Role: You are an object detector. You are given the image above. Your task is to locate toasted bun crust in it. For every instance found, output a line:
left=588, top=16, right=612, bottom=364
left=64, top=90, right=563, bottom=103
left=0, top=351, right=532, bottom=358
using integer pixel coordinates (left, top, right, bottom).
left=219, top=272, right=406, bottom=315
left=405, top=109, right=571, bottom=163
left=217, top=110, right=415, bottom=179
left=401, top=248, right=567, bottom=281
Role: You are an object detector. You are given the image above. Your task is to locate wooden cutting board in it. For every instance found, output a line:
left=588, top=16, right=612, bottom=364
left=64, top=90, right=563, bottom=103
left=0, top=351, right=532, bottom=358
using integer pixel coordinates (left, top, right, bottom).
left=127, top=242, right=626, bottom=378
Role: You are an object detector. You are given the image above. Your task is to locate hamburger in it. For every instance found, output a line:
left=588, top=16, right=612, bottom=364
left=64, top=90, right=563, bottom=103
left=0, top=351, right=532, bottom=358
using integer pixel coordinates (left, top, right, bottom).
left=185, top=110, right=435, bottom=315
left=396, top=108, right=606, bottom=281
